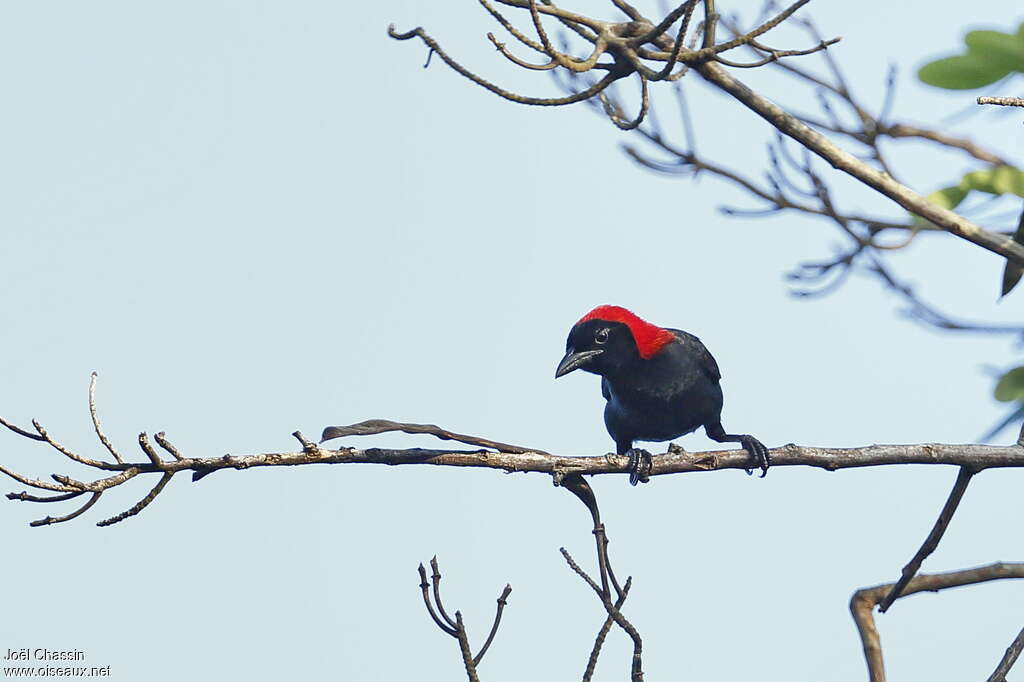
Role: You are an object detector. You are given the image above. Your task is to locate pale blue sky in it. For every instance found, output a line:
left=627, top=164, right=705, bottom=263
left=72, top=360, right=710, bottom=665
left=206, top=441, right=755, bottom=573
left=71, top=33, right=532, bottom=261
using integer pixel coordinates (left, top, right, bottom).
left=2, top=2, right=1023, bottom=680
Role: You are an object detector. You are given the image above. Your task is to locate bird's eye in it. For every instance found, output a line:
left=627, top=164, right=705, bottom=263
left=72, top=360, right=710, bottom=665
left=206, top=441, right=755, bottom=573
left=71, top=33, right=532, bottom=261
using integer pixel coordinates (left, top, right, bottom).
left=595, top=328, right=610, bottom=344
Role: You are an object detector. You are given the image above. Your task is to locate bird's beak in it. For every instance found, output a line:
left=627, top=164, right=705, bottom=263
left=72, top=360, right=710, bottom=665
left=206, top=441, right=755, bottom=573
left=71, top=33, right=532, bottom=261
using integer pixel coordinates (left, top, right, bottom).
left=555, top=348, right=603, bottom=378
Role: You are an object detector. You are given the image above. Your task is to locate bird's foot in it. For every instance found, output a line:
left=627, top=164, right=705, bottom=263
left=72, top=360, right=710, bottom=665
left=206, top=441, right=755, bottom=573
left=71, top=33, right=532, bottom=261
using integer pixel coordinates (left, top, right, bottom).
left=667, top=442, right=685, bottom=455
left=740, top=436, right=771, bottom=478
left=625, top=448, right=653, bottom=486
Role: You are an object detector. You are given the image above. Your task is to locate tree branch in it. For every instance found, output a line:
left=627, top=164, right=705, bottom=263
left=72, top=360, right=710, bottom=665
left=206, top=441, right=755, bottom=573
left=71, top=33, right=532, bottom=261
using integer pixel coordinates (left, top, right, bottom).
left=692, top=60, right=1024, bottom=265
left=978, top=96, right=1024, bottom=108
left=4, top=381, right=1024, bottom=527
left=987, top=625, right=1024, bottom=682
left=850, top=563, right=1024, bottom=682
left=877, top=466, right=975, bottom=612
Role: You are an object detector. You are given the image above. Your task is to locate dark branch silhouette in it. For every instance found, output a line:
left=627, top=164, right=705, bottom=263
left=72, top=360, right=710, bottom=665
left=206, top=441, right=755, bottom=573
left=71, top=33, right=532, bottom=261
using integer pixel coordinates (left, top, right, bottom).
left=850, top=563, right=1024, bottom=682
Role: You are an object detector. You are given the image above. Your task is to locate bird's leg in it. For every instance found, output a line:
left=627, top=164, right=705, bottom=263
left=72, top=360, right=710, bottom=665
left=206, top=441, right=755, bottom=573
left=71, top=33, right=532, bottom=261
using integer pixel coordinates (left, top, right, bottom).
left=625, top=448, right=653, bottom=486
left=705, top=423, right=771, bottom=477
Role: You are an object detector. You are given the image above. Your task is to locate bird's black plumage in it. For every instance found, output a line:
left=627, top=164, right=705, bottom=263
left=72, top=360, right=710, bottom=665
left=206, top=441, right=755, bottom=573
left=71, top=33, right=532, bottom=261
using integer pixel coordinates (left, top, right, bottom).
left=556, top=306, right=770, bottom=484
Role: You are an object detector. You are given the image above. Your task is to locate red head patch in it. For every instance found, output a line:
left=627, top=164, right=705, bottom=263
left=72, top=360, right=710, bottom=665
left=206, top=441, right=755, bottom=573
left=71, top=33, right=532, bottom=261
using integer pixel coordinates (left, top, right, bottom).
left=576, top=305, right=676, bottom=359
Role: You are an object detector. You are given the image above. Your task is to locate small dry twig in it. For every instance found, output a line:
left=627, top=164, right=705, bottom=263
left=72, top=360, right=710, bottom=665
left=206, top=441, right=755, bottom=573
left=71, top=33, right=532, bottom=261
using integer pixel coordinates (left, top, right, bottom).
left=987, top=625, right=1024, bottom=682
left=978, top=96, right=1024, bottom=108
left=417, top=558, right=511, bottom=681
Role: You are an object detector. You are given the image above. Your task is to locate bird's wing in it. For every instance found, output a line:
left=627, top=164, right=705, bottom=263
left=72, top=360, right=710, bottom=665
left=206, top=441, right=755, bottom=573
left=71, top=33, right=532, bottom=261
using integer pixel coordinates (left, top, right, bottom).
left=601, top=376, right=611, bottom=400
left=666, top=328, right=722, bottom=381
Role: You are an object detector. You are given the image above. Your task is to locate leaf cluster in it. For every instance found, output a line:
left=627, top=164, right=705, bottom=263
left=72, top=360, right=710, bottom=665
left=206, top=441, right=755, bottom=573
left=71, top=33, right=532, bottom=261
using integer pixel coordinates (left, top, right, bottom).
left=918, top=24, right=1024, bottom=90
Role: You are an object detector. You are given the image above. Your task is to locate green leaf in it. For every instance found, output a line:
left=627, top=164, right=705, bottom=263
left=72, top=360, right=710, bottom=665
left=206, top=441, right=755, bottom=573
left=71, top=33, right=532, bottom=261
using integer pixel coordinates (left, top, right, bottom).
left=992, top=166, right=1024, bottom=196
left=926, top=185, right=969, bottom=210
left=960, top=166, right=1024, bottom=197
left=910, top=167, right=1024, bottom=237
left=918, top=54, right=1011, bottom=89
left=964, top=30, right=1024, bottom=72
left=1002, top=207, right=1024, bottom=298
left=1001, top=264, right=1023, bottom=297
left=995, top=367, right=1024, bottom=401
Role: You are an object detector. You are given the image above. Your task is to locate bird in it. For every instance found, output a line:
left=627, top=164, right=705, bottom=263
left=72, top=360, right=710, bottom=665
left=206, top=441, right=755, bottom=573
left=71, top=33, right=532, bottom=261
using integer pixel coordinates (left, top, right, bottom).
left=555, top=304, right=770, bottom=484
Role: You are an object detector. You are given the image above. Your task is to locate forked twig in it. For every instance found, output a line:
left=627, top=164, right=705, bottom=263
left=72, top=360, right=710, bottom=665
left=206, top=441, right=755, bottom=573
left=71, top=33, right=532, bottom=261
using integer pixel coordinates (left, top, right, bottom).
left=416, top=558, right=511, bottom=681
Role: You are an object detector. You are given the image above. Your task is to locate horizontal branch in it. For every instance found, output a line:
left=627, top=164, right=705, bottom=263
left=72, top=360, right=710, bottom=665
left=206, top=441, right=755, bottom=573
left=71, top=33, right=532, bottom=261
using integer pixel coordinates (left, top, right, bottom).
left=4, top=384, right=1024, bottom=528
left=10, top=440, right=1023, bottom=483
left=159, top=440, right=1024, bottom=476
left=978, top=96, right=1024, bottom=108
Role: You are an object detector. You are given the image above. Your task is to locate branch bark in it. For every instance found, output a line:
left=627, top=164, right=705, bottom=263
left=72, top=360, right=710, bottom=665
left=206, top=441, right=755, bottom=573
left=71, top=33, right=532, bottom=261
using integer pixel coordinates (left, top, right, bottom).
left=692, top=61, right=1024, bottom=266
left=5, top=418, right=1024, bottom=526
left=850, top=563, right=1024, bottom=682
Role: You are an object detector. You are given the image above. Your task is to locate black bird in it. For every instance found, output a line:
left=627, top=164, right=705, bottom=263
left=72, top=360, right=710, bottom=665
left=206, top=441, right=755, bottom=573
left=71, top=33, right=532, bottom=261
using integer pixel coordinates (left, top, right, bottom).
left=555, top=305, right=770, bottom=484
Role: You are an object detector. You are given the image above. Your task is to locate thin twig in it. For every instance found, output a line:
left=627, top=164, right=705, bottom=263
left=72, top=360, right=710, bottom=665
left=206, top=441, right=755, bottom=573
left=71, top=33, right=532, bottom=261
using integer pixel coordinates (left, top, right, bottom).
left=473, top=584, right=512, bottom=665
left=6, top=490, right=84, bottom=503
left=29, top=492, right=101, bottom=527
left=138, top=433, right=164, bottom=467
left=32, top=420, right=117, bottom=470
left=431, top=556, right=458, bottom=630
left=88, top=372, right=125, bottom=464
left=878, top=466, right=976, bottom=612
left=583, top=577, right=632, bottom=682
left=978, top=96, right=1024, bottom=108
left=95, top=471, right=173, bottom=527
left=418, top=563, right=457, bottom=636
left=987, top=625, right=1024, bottom=682
left=0, top=415, right=45, bottom=441
left=153, top=432, right=184, bottom=461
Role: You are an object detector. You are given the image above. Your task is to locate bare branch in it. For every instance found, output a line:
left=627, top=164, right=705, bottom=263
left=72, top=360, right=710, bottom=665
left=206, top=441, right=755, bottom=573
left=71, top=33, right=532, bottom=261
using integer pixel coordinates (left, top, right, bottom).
left=7, top=490, right=84, bottom=503
left=95, top=471, right=173, bottom=527
left=387, top=24, right=623, bottom=107
left=987, top=625, right=1024, bottom=682
left=472, top=584, right=512, bottom=665
left=153, top=432, right=184, bottom=461
left=418, top=563, right=458, bottom=636
left=454, top=612, right=479, bottom=682
left=29, top=492, right=101, bottom=528
left=880, top=123, right=1010, bottom=166
left=138, top=432, right=164, bottom=467
left=32, top=420, right=118, bottom=471
left=693, top=61, right=1024, bottom=265
left=416, top=558, right=510, bottom=682
left=0, top=415, right=45, bottom=442
left=850, top=563, right=1024, bottom=682
left=878, top=466, right=976, bottom=612
left=4, top=378, right=1024, bottom=530
left=978, top=96, right=1024, bottom=108
left=88, top=372, right=125, bottom=464
left=584, top=577, right=632, bottom=682
left=431, top=556, right=459, bottom=630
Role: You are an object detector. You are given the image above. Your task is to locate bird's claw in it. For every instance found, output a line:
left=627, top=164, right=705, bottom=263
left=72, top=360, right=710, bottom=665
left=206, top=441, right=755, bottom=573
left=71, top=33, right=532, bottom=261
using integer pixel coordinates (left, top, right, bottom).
left=626, top=448, right=652, bottom=486
left=741, top=436, right=771, bottom=478
left=667, top=442, right=685, bottom=455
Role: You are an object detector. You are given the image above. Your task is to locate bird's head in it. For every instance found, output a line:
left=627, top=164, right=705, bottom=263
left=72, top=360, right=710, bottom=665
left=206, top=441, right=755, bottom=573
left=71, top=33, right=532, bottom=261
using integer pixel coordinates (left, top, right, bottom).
left=555, top=305, right=675, bottom=378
